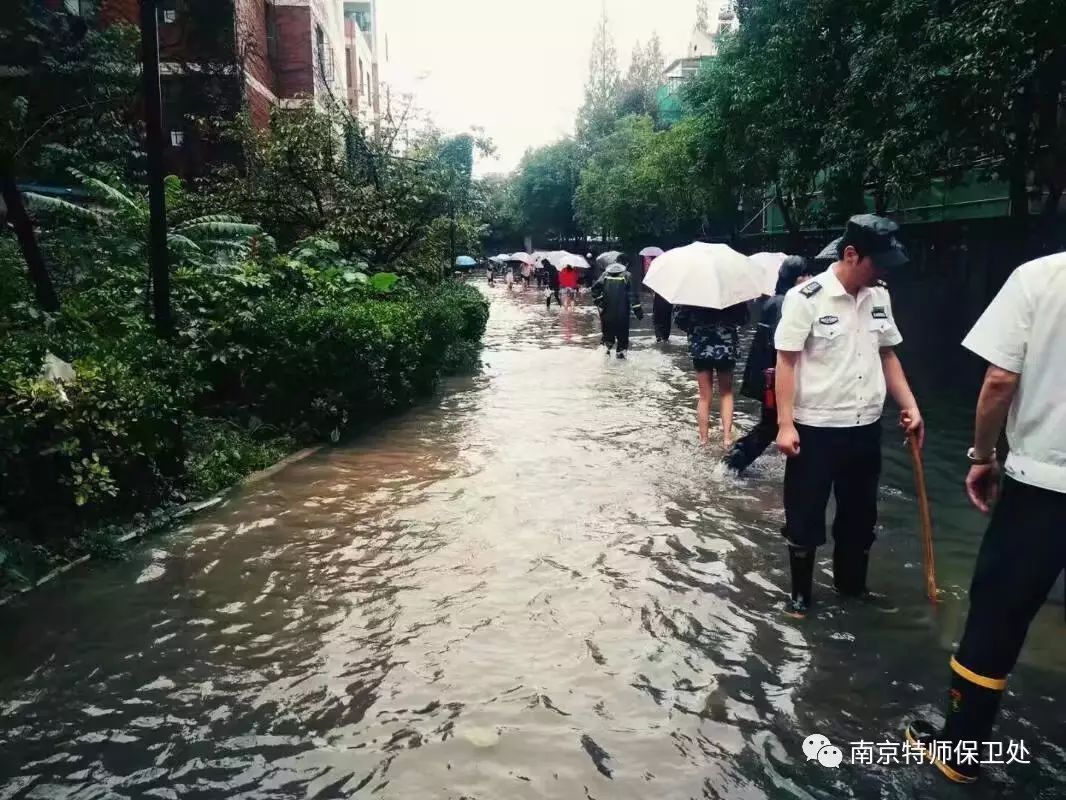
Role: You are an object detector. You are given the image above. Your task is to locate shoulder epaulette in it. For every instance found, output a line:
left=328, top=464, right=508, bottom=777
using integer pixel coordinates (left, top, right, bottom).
left=876, top=279, right=888, bottom=288
left=799, top=281, right=822, bottom=298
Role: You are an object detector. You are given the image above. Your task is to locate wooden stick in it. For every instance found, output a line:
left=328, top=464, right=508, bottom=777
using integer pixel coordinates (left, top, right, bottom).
left=908, top=433, right=939, bottom=603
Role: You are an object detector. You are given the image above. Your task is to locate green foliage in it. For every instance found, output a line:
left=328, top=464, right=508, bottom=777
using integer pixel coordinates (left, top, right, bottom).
left=0, top=4, right=141, bottom=183
left=478, top=174, right=524, bottom=248
left=577, top=6, right=622, bottom=145
left=617, top=35, right=666, bottom=123
left=206, top=102, right=486, bottom=278
left=575, top=115, right=716, bottom=243
left=513, top=139, right=585, bottom=241
left=684, top=0, right=1066, bottom=229
left=183, top=418, right=294, bottom=497
left=0, top=348, right=190, bottom=523
left=25, top=169, right=267, bottom=268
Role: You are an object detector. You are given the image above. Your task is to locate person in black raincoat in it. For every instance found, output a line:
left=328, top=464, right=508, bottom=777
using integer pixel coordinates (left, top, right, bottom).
left=543, top=258, right=562, bottom=309
left=591, top=259, right=643, bottom=358
left=725, top=256, right=813, bottom=472
left=652, top=291, right=674, bottom=342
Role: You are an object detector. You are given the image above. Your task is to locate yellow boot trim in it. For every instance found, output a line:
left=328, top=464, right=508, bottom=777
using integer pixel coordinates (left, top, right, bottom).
left=950, top=656, right=1007, bottom=691
left=905, top=726, right=977, bottom=785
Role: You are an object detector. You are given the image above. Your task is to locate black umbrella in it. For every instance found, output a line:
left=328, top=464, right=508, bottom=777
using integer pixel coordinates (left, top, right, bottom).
left=595, top=251, right=624, bottom=269
left=814, top=238, right=842, bottom=266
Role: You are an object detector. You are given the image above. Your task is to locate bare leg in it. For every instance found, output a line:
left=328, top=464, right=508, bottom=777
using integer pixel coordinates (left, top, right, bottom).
left=696, top=370, right=714, bottom=445
left=718, top=370, right=735, bottom=448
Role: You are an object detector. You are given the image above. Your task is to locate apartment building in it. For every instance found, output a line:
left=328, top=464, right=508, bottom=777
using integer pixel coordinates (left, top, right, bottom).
left=342, top=1, right=379, bottom=125
left=40, top=0, right=378, bottom=174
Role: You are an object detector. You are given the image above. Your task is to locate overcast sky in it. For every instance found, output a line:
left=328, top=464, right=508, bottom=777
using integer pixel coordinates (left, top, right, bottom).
left=376, top=0, right=724, bottom=175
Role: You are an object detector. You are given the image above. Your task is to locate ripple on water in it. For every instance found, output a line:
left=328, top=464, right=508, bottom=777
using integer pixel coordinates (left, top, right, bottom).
left=1, top=285, right=1065, bottom=799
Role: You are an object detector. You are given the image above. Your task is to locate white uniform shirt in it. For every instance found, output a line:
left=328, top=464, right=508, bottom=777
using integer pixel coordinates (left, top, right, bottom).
left=962, top=253, right=1066, bottom=494
left=775, top=267, right=903, bottom=427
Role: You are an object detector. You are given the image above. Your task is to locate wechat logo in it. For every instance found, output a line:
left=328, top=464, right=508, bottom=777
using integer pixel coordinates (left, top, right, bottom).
left=803, top=733, right=844, bottom=768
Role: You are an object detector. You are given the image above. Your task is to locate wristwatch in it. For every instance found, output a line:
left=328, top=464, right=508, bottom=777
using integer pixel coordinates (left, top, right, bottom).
left=967, top=447, right=997, bottom=465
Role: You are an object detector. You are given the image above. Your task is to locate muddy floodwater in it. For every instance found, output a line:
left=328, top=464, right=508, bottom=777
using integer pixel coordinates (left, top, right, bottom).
left=2, top=284, right=1064, bottom=800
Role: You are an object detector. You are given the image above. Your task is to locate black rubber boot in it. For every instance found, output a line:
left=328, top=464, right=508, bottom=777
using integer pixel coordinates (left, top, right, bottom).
left=905, top=664, right=1006, bottom=785
left=834, top=545, right=898, bottom=612
left=833, top=544, right=868, bottom=596
left=785, top=546, right=815, bottom=618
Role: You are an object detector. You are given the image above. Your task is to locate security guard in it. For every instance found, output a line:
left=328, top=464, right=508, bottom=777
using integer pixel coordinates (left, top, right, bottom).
left=774, top=215, right=924, bottom=617
left=591, top=258, right=643, bottom=358
left=906, top=252, right=1066, bottom=784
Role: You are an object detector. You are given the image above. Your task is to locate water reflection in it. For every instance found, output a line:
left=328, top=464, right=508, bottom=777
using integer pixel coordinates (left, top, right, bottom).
left=1, top=284, right=1063, bottom=799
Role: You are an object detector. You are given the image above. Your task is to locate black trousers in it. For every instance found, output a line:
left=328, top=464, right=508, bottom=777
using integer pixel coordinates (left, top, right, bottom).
left=653, top=294, right=673, bottom=340
left=601, top=317, right=630, bottom=352
left=726, top=405, right=777, bottom=472
left=955, top=477, right=1066, bottom=680
left=783, top=422, right=882, bottom=549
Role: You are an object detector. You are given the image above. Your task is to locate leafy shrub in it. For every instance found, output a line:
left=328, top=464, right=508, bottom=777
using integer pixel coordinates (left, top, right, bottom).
left=0, top=351, right=190, bottom=534
left=183, top=418, right=294, bottom=497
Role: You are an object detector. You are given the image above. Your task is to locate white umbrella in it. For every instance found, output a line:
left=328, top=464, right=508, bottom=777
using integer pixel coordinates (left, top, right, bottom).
left=556, top=252, right=590, bottom=270
left=509, top=252, right=534, bottom=265
left=748, top=252, right=789, bottom=295
left=644, top=242, right=765, bottom=309
left=639, top=246, right=664, bottom=258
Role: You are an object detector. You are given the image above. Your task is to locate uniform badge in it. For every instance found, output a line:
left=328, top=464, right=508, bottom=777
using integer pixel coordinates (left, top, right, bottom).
left=800, top=281, right=822, bottom=298
left=871, top=306, right=888, bottom=320
left=818, top=315, right=839, bottom=325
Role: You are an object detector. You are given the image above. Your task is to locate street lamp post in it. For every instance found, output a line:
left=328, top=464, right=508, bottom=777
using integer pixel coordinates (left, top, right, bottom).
left=139, top=0, right=172, bottom=337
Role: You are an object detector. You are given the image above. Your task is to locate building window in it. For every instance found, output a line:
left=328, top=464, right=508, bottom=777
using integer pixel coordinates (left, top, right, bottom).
left=159, top=0, right=179, bottom=24
left=170, top=130, right=185, bottom=147
left=265, top=2, right=278, bottom=62
left=315, top=25, right=334, bottom=83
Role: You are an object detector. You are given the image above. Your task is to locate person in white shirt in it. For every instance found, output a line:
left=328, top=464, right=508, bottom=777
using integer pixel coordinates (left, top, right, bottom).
left=774, top=215, right=924, bottom=618
left=906, top=251, right=1066, bottom=785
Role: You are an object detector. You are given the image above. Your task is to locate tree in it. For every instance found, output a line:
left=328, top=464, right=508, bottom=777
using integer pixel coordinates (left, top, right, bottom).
left=0, top=2, right=140, bottom=311
left=683, top=0, right=1066, bottom=248
left=683, top=0, right=860, bottom=242
left=512, top=139, right=585, bottom=244
left=618, top=34, right=666, bottom=122
left=696, top=0, right=711, bottom=33
left=439, top=133, right=475, bottom=270
left=577, top=5, right=621, bottom=145
left=478, top=174, right=524, bottom=251
left=211, top=101, right=467, bottom=276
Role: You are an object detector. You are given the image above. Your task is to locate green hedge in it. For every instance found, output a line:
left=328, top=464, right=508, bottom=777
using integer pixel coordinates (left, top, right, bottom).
left=0, top=268, right=488, bottom=583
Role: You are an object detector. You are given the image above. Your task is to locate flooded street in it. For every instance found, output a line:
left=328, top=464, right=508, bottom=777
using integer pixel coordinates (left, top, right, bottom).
left=2, top=285, right=1064, bottom=800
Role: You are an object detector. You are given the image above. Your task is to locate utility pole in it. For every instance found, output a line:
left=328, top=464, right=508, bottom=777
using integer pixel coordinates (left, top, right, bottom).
left=140, top=0, right=172, bottom=337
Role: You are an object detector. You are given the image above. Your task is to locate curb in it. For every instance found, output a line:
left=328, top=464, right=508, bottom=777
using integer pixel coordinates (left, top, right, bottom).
left=0, top=445, right=322, bottom=608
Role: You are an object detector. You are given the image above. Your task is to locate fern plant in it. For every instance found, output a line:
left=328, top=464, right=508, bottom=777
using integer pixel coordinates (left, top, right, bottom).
left=25, top=170, right=269, bottom=266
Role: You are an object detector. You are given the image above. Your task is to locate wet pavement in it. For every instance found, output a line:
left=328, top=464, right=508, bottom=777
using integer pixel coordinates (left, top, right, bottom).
left=1, top=284, right=1064, bottom=799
